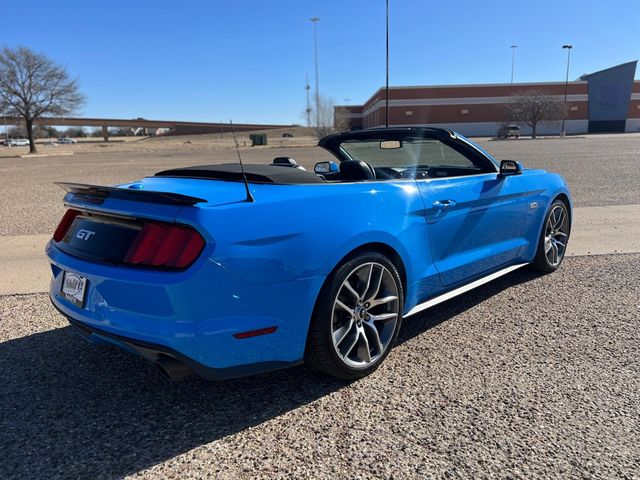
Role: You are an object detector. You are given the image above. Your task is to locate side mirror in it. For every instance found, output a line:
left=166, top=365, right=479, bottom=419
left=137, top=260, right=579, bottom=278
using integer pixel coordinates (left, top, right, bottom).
left=499, top=159, right=522, bottom=177
left=314, top=161, right=339, bottom=174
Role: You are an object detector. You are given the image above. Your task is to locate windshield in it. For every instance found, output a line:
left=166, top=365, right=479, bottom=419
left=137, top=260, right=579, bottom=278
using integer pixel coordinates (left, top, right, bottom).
left=340, top=137, right=478, bottom=170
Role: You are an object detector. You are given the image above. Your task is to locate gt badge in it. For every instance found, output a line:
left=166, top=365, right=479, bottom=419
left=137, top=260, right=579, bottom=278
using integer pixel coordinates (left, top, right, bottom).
left=76, top=229, right=96, bottom=240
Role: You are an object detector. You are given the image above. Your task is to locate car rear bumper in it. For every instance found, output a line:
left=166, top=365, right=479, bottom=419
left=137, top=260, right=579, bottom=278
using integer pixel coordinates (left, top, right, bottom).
left=46, top=241, right=323, bottom=379
left=57, top=308, right=298, bottom=380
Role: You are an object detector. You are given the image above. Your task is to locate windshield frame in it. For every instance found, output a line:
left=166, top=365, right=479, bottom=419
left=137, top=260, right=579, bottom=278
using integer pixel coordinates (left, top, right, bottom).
left=320, top=128, right=498, bottom=174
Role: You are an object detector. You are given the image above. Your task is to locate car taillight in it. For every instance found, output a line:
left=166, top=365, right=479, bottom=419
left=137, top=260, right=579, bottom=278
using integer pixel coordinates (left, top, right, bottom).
left=53, top=209, right=81, bottom=242
left=124, top=222, right=205, bottom=269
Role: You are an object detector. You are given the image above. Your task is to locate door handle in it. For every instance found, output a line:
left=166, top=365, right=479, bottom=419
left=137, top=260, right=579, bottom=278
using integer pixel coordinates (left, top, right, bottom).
left=432, top=199, right=457, bottom=209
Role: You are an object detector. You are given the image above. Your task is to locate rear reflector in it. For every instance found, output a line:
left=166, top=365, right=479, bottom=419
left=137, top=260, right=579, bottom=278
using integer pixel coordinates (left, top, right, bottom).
left=124, top=222, right=205, bottom=269
left=233, top=326, right=278, bottom=339
left=53, top=209, right=81, bottom=242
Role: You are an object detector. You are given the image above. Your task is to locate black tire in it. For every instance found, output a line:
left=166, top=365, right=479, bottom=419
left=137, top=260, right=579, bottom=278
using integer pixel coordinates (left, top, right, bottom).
left=531, top=199, right=571, bottom=273
left=305, top=252, right=404, bottom=380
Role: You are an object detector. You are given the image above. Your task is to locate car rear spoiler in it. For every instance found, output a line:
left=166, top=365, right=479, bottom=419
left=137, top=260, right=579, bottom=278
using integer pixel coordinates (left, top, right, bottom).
left=55, top=182, right=208, bottom=206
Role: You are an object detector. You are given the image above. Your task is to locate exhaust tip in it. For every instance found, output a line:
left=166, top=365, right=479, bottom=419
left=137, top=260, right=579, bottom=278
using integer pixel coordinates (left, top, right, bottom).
left=155, top=354, right=193, bottom=381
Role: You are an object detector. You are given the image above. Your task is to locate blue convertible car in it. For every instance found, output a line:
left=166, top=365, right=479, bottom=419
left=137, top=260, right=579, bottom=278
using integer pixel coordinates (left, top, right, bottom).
left=47, top=127, right=572, bottom=380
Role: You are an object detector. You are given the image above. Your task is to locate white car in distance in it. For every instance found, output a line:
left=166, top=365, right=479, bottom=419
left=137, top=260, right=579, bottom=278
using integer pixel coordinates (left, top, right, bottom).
left=7, top=138, right=30, bottom=147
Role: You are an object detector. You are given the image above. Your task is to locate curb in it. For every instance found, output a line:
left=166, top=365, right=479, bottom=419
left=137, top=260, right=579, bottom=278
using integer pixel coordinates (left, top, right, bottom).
left=19, top=152, right=75, bottom=158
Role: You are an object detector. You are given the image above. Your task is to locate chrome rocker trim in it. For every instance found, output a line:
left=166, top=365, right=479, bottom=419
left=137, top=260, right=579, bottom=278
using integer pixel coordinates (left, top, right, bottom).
left=404, top=263, right=528, bottom=318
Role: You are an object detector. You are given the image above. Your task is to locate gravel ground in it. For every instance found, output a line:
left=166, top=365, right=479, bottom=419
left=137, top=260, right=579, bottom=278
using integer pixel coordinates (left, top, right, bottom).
left=1, top=254, right=638, bottom=479
left=0, top=134, right=638, bottom=236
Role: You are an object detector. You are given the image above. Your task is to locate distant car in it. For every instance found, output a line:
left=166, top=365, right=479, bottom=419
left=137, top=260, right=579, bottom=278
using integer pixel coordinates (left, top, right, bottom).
left=57, top=138, right=77, bottom=144
left=497, top=125, right=520, bottom=139
left=47, top=127, right=572, bottom=382
left=282, top=133, right=294, bottom=138
left=8, top=138, right=30, bottom=147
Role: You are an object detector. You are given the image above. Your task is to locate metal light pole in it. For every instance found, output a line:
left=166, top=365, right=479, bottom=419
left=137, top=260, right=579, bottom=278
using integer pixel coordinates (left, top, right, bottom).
left=385, top=0, right=390, bottom=127
left=510, top=45, right=518, bottom=84
left=305, top=74, right=311, bottom=128
left=561, top=44, right=573, bottom=136
left=310, top=17, right=321, bottom=130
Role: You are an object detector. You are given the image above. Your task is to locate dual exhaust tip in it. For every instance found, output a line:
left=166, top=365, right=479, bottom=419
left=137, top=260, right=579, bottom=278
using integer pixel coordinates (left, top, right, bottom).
left=155, top=354, right=193, bottom=381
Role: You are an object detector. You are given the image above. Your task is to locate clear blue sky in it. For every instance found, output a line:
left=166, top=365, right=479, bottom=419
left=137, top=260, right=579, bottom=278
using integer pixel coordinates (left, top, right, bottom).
left=3, top=0, right=638, bottom=124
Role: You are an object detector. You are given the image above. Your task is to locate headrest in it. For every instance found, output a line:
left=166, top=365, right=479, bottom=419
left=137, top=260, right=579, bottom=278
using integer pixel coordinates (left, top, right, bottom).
left=339, top=160, right=375, bottom=181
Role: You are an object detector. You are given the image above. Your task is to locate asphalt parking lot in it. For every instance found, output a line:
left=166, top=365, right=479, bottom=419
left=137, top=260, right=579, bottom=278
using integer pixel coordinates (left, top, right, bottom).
left=1, top=134, right=639, bottom=478
left=1, top=255, right=638, bottom=479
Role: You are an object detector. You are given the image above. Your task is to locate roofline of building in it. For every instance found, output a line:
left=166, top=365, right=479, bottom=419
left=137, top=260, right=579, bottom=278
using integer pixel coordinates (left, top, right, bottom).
left=375, top=80, right=585, bottom=91
left=354, top=60, right=639, bottom=108
left=580, top=60, right=638, bottom=79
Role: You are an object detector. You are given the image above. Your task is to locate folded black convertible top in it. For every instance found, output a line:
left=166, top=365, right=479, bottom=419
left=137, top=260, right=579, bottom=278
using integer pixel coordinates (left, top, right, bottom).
left=155, top=163, right=325, bottom=184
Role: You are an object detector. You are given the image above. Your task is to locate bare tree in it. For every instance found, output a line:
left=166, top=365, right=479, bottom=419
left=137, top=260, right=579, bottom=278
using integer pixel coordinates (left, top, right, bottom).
left=333, top=105, right=352, bottom=133
left=34, top=125, right=59, bottom=138
left=505, top=90, right=566, bottom=139
left=62, top=127, right=87, bottom=138
left=89, top=127, right=105, bottom=138
left=0, top=47, right=85, bottom=153
left=309, top=94, right=339, bottom=139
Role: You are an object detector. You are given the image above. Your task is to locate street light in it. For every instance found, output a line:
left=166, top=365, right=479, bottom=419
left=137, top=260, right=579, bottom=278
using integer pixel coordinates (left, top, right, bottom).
left=561, top=44, right=573, bottom=136
left=510, top=45, right=518, bottom=84
left=305, top=75, right=311, bottom=128
left=309, top=16, right=321, bottom=130
left=385, top=0, right=390, bottom=127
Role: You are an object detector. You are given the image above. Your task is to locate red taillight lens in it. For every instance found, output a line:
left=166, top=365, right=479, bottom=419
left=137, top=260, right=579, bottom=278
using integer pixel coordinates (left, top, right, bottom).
left=124, top=222, right=205, bottom=269
left=53, top=209, right=81, bottom=242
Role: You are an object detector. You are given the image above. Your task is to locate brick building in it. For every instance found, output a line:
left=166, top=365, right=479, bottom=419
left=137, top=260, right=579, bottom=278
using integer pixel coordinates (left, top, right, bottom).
left=336, top=61, right=639, bottom=136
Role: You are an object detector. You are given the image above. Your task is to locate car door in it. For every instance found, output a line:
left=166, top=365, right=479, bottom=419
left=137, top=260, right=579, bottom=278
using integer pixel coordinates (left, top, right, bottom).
left=415, top=138, right=529, bottom=287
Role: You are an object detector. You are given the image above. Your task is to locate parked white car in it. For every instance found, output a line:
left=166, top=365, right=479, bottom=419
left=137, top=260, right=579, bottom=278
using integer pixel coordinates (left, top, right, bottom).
left=8, top=138, right=30, bottom=147
left=57, top=137, right=77, bottom=144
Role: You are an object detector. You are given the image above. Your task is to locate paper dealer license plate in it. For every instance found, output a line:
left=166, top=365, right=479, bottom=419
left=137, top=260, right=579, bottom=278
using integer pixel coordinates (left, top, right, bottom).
left=61, top=271, right=87, bottom=308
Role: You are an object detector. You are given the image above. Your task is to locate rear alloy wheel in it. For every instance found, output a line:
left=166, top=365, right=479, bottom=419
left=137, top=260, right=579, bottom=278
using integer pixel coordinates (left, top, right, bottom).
left=532, top=200, right=570, bottom=272
left=306, top=253, right=403, bottom=380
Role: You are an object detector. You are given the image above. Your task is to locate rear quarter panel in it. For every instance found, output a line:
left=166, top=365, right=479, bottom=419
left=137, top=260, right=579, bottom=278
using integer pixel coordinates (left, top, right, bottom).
left=175, top=180, right=440, bottom=314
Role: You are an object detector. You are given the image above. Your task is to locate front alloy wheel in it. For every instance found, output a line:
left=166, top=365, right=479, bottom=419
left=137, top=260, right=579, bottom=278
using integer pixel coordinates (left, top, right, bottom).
left=544, top=204, right=569, bottom=267
left=306, top=253, right=404, bottom=379
left=533, top=199, right=570, bottom=272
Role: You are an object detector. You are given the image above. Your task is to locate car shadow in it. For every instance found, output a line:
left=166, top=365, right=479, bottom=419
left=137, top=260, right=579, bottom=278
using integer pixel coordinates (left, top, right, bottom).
left=0, top=325, right=347, bottom=479
left=0, top=267, right=544, bottom=479
left=397, top=266, right=545, bottom=345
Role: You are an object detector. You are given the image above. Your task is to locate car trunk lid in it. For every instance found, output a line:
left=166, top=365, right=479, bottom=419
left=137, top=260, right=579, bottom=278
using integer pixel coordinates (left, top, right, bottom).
left=52, top=177, right=250, bottom=268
